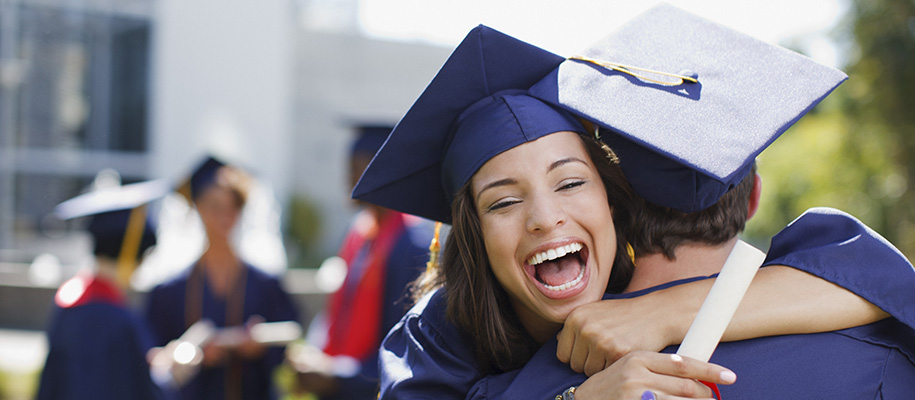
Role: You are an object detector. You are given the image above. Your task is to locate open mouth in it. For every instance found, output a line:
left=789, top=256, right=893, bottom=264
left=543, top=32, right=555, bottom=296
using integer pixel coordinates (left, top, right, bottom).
left=526, top=242, right=587, bottom=292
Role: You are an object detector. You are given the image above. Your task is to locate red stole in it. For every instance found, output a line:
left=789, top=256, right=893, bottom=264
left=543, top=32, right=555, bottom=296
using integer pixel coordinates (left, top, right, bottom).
left=55, top=272, right=125, bottom=309
left=323, top=210, right=406, bottom=360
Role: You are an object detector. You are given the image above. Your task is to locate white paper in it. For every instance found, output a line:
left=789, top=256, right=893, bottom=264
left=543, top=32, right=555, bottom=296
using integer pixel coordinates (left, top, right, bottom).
left=676, top=240, right=766, bottom=362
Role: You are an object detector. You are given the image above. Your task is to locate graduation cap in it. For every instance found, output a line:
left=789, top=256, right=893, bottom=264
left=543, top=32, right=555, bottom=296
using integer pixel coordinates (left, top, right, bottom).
left=352, top=25, right=586, bottom=223
left=55, top=178, right=169, bottom=284
left=176, top=155, right=227, bottom=203
left=529, top=3, right=848, bottom=212
left=351, top=126, right=393, bottom=158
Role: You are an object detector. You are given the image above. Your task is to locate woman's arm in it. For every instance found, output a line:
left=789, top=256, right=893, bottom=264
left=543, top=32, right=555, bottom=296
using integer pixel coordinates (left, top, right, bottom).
left=466, top=340, right=735, bottom=400
left=560, top=207, right=914, bottom=377
left=557, top=265, right=888, bottom=376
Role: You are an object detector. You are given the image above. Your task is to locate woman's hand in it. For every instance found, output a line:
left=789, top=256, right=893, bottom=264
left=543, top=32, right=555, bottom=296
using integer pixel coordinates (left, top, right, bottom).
left=558, top=292, right=695, bottom=376
left=573, top=352, right=735, bottom=400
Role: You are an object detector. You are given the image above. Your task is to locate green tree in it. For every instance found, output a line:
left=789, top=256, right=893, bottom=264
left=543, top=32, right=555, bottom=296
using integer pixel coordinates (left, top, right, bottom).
left=843, top=0, right=915, bottom=257
left=745, top=0, right=915, bottom=259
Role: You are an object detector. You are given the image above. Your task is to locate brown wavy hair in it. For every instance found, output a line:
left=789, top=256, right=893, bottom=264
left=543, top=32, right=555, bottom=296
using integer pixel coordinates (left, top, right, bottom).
left=411, top=131, right=636, bottom=374
left=628, top=164, right=756, bottom=260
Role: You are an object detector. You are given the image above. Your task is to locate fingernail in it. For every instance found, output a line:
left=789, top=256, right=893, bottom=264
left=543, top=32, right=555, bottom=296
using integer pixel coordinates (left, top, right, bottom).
left=720, top=370, right=737, bottom=384
left=670, top=354, right=683, bottom=362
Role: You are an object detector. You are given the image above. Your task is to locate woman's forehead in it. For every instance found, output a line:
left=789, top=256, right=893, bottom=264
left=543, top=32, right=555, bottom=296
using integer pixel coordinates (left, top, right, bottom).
left=472, top=131, right=590, bottom=189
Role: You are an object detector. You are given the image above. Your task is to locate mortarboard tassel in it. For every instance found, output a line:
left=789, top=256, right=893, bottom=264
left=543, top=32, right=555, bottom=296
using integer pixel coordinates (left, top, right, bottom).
left=426, top=221, right=443, bottom=273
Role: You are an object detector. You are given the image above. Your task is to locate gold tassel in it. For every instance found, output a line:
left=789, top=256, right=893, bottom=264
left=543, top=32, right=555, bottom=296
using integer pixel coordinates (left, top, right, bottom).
left=569, top=55, right=699, bottom=86
left=116, top=205, right=148, bottom=287
left=426, top=221, right=443, bottom=273
left=626, top=242, right=636, bottom=265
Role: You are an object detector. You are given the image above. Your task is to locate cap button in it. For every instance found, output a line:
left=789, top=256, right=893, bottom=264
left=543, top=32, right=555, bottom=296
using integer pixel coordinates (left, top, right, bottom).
left=679, top=70, right=699, bottom=82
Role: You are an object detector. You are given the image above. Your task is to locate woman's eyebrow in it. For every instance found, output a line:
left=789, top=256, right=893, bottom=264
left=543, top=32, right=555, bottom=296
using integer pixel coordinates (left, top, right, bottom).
left=476, top=178, right=517, bottom=202
left=549, top=157, right=588, bottom=172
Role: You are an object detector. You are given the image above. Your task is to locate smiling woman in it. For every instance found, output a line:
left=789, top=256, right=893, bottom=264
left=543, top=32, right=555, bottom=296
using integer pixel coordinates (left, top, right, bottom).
left=350, top=24, right=734, bottom=399
left=445, top=129, right=633, bottom=369
left=471, top=131, right=621, bottom=344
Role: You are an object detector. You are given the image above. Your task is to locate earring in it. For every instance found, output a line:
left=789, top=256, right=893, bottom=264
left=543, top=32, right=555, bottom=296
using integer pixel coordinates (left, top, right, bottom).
left=626, top=242, right=636, bottom=265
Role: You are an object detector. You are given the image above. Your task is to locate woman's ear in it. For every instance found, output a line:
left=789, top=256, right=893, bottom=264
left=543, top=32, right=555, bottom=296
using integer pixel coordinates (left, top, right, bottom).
left=747, top=173, right=762, bottom=221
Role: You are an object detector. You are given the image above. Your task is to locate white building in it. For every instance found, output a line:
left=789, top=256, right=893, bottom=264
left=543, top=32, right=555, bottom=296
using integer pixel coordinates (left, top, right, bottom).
left=0, top=0, right=451, bottom=281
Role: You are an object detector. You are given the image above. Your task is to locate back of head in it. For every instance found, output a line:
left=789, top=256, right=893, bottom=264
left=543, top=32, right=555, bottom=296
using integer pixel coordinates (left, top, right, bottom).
left=349, top=125, right=393, bottom=192
left=54, top=178, right=169, bottom=285
left=629, top=164, right=756, bottom=259
left=88, top=209, right=158, bottom=261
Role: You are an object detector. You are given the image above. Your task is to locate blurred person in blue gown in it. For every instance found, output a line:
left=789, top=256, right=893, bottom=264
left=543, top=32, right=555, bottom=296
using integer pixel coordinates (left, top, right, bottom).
left=37, top=178, right=172, bottom=400
left=144, top=156, right=299, bottom=400
left=287, top=126, right=433, bottom=399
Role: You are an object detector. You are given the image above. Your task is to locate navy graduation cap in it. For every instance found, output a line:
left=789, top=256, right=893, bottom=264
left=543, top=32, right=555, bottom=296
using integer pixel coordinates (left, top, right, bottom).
left=352, top=25, right=586, bottom=223
left=351, top=125, right=394, bottom=158
left=178, top=155, right=227, bottom=203
left=529, top=3, right=848, bottom=212
left=55, top=179, right=169, bottom=280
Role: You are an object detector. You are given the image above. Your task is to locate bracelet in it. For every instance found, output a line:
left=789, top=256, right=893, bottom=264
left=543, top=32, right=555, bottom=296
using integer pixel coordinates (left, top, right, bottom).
left=554, top=386, right=576, bottom=400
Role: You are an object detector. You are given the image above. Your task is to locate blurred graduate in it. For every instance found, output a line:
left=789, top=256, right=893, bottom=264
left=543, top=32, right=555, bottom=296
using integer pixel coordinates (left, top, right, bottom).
left=287, top=126, right=434, bottom=399
left=144, top=156, right=300, bottom=400
left=37, top=177, right=172, bottom=400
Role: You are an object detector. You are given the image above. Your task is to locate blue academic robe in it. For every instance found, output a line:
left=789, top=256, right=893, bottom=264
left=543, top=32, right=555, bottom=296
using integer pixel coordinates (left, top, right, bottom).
left=379, top=207, right=915, bottom=399
left=467, top=283, right=915, bottom=399
left=378, top=289, right=481, bottom=399
left=37, top=278, right=168, bottom=400
left=323, top=215, right=434, bottom=400
left=144, top=263, right=299, bottom=400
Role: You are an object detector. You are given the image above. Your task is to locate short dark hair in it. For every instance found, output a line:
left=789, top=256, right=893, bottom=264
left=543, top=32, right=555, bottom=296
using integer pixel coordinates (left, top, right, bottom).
left=412, top=131, right=636, bottom=374
left=89, top=210, right=157, bottom=261
left=628, top=164, right=757, bottom=260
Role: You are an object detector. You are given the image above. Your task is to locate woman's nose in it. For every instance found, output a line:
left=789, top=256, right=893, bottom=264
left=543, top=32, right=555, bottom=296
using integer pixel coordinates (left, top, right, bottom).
left=525, top=196, right=565, bottom=233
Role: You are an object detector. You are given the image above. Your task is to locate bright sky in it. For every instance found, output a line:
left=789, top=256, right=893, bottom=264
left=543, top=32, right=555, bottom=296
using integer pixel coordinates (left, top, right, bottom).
left=357, top=0, right=849, bottom=68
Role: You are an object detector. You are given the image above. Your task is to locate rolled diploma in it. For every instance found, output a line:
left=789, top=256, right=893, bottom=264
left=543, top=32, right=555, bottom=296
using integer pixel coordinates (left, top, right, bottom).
left=676, top=240, right=767, bottom=362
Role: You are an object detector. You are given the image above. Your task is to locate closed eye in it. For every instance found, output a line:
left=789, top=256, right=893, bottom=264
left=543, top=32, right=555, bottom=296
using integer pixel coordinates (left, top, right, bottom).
left=487, top=198, right=520, bottom=212
left=558, top=180, right=586, bottom=191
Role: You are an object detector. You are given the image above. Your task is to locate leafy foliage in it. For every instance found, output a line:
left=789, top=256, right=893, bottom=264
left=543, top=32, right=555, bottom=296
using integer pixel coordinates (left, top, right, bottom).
left=744, top=0, right=915, bottom=259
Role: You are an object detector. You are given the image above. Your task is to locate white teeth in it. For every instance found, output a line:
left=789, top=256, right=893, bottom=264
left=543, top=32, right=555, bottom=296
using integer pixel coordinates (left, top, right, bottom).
left=543, top=266, right=585, bottom=291
left=527, top=243, right=583, bottom=266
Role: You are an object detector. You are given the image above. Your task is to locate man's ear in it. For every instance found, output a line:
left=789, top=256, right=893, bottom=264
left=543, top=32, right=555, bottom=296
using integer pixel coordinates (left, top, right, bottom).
left=747, top=173, right=762, bottom=221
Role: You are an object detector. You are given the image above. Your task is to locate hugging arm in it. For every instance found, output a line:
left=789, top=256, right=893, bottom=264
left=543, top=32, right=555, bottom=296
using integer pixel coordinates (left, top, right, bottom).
left=467, top=339, right=735, bottom=400
left=559, top=207, right=909, bottom=377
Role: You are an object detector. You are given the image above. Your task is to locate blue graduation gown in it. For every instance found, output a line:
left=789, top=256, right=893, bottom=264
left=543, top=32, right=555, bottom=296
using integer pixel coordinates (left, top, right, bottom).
left=323, top=215, right=434, bottom=400
left=378, top=289, right=481, bottom=399
left=37, top=278, right=168, bottom=400
left=379, top=207, right=915, bottom=399
left=144, top=263, right=299, bottom=400
left=763, top=207, right=915, bottom=330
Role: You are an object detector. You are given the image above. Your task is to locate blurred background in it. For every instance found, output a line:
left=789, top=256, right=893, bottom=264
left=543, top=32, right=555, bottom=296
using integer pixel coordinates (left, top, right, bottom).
left=0, top=0, right=912, bottom=398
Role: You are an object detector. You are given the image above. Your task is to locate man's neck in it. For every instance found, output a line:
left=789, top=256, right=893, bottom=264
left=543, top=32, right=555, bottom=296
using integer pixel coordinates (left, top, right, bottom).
left=624, top=237, right=739, bottom=293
